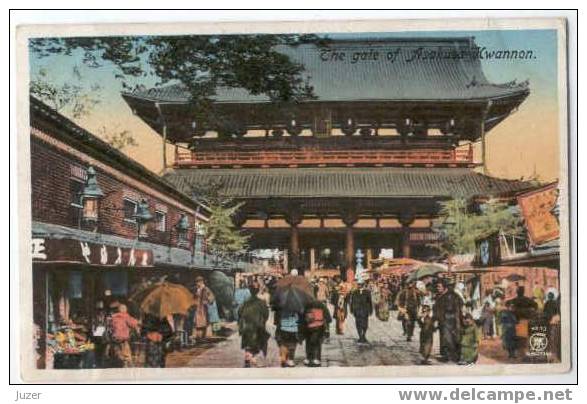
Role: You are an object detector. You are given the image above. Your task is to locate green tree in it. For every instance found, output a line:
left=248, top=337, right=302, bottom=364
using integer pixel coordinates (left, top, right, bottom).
left=205, top=202, right=249, bottom=260
left=189, top=180, right=249, bottom=261
left=431, top=198, right=522, bottom=261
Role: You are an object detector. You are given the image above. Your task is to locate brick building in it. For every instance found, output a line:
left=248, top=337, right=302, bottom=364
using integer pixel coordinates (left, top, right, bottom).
left=29, top=97, right=228, bottom=369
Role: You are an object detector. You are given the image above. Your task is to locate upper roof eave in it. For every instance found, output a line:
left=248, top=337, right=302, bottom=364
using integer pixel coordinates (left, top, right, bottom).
left=122, top=88, right=530, bottom=107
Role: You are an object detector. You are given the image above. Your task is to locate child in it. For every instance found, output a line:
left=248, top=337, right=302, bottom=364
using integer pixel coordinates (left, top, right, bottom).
left=459, top=313, right=480, bottom=365
left=417, top=305, right=435, bottom=365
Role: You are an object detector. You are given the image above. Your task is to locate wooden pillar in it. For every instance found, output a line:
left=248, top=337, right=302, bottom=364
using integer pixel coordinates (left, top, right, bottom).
left=480, top=100, right=493, bottom=175
left=155, top=103, right=168, bottom=171
left=285, top=209, right=303, bottom=272
left=399, top=213, right=415, bottom=258
left=345, top=226, right=355, bottom=271
left=32, top=266, right=48, bottom=369
left=401, top=225, right=411, bottom=258
left=290, top=226, right=300, bottom=270
left=342, top=211, right=359, bottom=272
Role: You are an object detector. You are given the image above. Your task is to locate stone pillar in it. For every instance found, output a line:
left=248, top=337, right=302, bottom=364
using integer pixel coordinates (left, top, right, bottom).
left=399, top=213, right=415, bottom=258
left=310, top=248, right=316, bottom=274
left=366, top=249, right=373, bottom=271
left=342, top=211, right=359, bottom=272
left=283, top=249, right=288, bottom=274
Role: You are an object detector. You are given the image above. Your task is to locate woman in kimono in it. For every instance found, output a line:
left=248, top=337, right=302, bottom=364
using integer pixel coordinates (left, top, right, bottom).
left=480, top=301, right=495, bottom=339
left=459, top=313, right=480, bottom=365
left=238, top=284, right=269, bottom=367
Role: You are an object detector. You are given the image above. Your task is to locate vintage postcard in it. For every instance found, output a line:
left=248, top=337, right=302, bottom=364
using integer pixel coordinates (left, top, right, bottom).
left=15, top=18, right=570, bottom=382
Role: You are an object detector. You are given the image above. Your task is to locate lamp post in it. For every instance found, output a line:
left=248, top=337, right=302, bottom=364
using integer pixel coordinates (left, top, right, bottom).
left=134, top=199, right=153, bottom=239
left=175, top=213, right=191, bottom=247
left=81, top=166, right=104, bottom=226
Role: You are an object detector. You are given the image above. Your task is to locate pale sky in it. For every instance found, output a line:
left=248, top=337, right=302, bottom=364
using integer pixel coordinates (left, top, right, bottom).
left=29, top=29, right=561, bottom=181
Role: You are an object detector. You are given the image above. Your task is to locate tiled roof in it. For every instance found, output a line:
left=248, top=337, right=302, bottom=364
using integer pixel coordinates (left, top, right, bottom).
left=164, top=167, right=534, bottom=199
left=123, top=37, right=529, bottom=104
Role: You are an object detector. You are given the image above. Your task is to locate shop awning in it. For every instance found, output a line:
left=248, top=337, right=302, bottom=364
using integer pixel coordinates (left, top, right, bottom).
left=32, top=221, right=203, bottom=270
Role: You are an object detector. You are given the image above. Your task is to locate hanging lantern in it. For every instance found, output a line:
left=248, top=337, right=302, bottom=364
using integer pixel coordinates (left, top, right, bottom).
left=134, top=199, right=153, bottom=239
left=81, top=166, right=104, bottom=223
left=175, top=213, right=191, bottom=244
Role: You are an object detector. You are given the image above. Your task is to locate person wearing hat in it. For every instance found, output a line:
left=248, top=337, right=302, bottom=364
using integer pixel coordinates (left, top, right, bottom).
left=349, top=280, right=373, bottom=343
left=191, top=275, right=215, bottom=341
left=433, top=278, right=464, bottom=363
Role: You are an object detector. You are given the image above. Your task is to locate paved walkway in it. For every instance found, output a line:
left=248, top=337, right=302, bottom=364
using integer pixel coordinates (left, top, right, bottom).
left=178, top=307, right=446, bottom=368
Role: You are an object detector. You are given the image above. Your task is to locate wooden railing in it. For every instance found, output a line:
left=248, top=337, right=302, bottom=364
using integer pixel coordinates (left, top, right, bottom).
left=174, top=144, right=475, bottom=168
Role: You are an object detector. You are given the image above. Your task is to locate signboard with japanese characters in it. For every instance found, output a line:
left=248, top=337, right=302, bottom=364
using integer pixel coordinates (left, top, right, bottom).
left=31, top=238, right=153, bottom=267
left=517, top=183, right=560, bottom=246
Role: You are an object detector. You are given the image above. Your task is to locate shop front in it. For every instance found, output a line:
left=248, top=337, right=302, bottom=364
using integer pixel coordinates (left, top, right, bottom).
left=32, top=235, right=154, bottom=369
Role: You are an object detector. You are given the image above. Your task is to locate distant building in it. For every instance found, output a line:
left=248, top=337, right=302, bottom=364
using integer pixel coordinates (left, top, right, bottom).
left=122, top=37, right=536, bottom=277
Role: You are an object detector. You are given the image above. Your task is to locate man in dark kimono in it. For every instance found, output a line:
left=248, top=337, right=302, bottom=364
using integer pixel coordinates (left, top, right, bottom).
left=349, top=281, right=373, bottom=343
left=507, top=286, right=538, bottom=321
left=433, top=279, right=464, bottom=362
left=238, top=284, right=269, bottom=368
left=396, top=281, right=420, bottom=342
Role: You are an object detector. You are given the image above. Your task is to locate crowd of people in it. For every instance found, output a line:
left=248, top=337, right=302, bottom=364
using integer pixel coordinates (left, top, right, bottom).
left=234, top=269, right=562, bottom=368
left=88, top=275, right=223, bottom=368
left=69, top=268, right=560, bottom=369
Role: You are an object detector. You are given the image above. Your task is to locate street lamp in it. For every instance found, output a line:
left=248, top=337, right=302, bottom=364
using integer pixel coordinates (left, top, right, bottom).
left=175, top=213, right=191, bottom=246
left=134, top=199, right=153, bottom=239
left=81, top=166, right=104, bottom=224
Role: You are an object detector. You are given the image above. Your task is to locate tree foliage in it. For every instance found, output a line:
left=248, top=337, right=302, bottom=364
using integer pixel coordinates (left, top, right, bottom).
left=189, top=180, right=249, bottom=260
left=431, top=198, right=523, bottom=257
left=98, top=126, right=139, bottom=151
left=29, top=34, right=326, bottom=106
left=30, top=67, right=102, bottom=119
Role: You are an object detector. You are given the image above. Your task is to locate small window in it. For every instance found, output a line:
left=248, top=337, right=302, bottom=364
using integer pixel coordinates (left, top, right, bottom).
left=103, top=272, right=128, bottom=296
left=123, top=198, right=137, bottom=222
left=70, top=179, right=84, bottom=207
left=154, top=211, right=166, bottom=232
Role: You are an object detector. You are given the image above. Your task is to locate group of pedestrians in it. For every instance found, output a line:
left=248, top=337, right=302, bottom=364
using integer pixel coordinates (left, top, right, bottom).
left=234, top=268, right=561, bottom=368
left=237, top=270, right=332, bottom=368
left=90, top=275, right=223, bottom=368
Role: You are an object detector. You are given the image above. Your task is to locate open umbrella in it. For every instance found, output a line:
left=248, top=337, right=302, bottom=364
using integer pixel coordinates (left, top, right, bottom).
left=207, top=271, right=235, bottom=317
left=131, top=282, right=194, bottom=319
left=505, top=273, right=526, bottom=282
left=272, top=275, right=315, bottom=313
left=407, top=263, right=447, bottom=281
